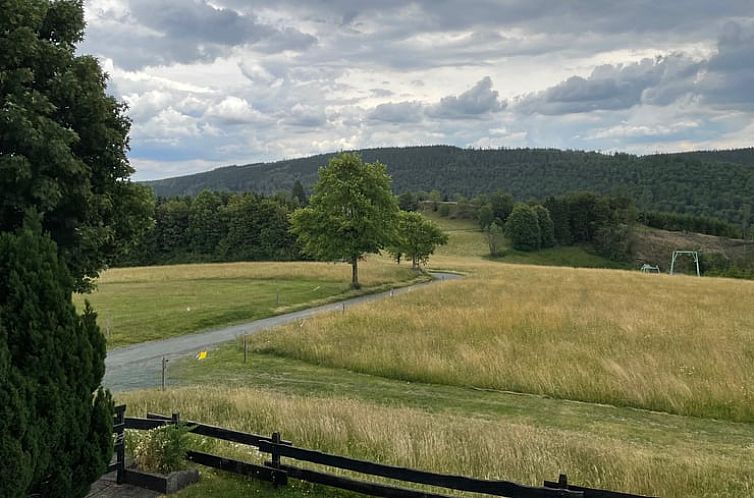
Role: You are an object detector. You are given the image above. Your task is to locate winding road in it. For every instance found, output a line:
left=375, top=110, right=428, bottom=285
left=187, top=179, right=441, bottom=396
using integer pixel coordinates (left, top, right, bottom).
left=104, top=272, right=461, bottom=392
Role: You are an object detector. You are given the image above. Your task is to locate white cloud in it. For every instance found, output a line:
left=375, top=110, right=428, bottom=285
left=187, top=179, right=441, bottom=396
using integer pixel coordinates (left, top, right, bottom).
left=206, top=96, right=269, bottom=125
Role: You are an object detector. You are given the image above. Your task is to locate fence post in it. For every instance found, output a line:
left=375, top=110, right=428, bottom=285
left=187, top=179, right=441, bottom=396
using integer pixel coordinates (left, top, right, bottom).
left=115, top=405, right=126, bottom=485
left=271, top=432, right=282, bottom=487
left=171, top=412, right=180, bottom=426
left=161, top=356, right=168, bottom=390
left=243, top=335, right=248, bottom=364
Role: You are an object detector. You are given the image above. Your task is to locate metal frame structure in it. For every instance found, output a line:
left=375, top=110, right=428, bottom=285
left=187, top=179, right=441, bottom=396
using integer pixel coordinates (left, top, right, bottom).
left=669, top=250, right=700, bottom=276
left=640, top=264, right=660, bottom=273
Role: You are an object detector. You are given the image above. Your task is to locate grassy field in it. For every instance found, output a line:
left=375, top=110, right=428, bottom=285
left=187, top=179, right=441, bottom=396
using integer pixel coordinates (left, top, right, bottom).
left=111, top=215, right=754, bottom=497
left=118, top=385, right=754, bottom=498
left=250, top=262, right=754, bottom=422
left=76, top=259, right=421, bottom=348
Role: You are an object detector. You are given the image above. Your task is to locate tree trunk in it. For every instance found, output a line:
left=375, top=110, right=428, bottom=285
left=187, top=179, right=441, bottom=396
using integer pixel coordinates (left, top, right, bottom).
left=351, top=258, right=361, bottom=289
left=412, top=255, right=419, bottom=270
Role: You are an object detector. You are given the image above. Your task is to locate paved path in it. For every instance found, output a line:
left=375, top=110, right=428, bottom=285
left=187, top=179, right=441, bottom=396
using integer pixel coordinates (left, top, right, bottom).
left=86, top=472, right=159, bottom=498
left=104, top=272, right=461, bottom=392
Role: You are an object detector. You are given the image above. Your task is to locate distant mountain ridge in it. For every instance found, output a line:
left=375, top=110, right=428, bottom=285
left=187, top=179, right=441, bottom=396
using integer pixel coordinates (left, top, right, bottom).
left=144, top=145, right=754, bottom=226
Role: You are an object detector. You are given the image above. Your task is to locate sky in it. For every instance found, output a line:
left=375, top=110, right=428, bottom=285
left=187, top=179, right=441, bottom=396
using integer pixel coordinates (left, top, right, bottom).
left=79, top=1, right=754, bottom=180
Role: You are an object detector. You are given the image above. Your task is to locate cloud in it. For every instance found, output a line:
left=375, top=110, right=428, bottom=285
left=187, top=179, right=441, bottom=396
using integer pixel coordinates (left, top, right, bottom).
left=282, top=103, right=328, bottom=127
left=517, top=22, right=754, bottom=116
left=696, top=22, right=754, bottom=109
left=81, top=0, right=315, bottom=69
left=368, top=101, right=424, bottom=123
left=428, top=76, right=506, bottom=118
left=368, top=77, right=505, bottom=123
left=518, top=56, right=702, bottom=115
left=206, top=97, right=268, bottom=125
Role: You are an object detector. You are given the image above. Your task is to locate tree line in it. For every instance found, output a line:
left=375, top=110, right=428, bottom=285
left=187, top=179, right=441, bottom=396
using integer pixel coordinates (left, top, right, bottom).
left=639, top=210, right=741, bottom=238
left=146, top=145, right=754, bottom=230
left=472, top=191, right=634, bottom=261
left=118, top=172, right=448, bottom=285
left=117, top=190, right=303, bottom=266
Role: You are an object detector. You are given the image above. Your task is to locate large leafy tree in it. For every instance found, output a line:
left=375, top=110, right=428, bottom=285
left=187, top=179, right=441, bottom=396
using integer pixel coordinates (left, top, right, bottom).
left=391, top=211, right=448, bottom=269
left=290, top=153, right=399, bottom=288
left=0, top=0, right=151, bottom=291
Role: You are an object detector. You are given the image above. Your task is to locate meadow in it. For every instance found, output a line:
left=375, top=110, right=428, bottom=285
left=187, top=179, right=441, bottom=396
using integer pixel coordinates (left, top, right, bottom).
left=250, top=262, right=754, bottom=422
left=77, top=259, right=421, bottom=348
left=119, top=386, right=754, bottom=498
left=110, top=217, right=754, bottom=497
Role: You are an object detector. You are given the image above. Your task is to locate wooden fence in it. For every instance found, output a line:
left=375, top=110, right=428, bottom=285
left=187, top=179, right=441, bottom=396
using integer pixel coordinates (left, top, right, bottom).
left=110, top=405, right=659, bottom=498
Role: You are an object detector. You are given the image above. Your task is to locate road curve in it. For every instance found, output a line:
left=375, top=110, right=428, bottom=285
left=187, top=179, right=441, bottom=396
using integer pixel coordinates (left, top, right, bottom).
left=104, top=272, right=461, bottom=392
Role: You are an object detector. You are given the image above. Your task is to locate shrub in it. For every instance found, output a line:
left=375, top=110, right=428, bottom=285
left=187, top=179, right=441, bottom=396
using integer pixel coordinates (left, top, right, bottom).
left=505, top=204, right=541, bottom=251
left=131, top=424, right=193, bottom=474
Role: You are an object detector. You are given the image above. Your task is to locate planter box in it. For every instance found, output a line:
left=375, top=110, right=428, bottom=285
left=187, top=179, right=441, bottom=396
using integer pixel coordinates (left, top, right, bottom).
left=123, top=467, right=200, bottom=495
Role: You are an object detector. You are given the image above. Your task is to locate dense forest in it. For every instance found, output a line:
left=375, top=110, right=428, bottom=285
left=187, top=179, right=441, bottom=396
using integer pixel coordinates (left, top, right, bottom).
left=117, top=191, right=302, bottom=266
left=145, top=146, right=754, bottom=227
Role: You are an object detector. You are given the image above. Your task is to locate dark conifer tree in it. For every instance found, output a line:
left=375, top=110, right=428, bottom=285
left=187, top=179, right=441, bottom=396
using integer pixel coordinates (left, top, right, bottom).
left=0, top=220, right=112, bottom=498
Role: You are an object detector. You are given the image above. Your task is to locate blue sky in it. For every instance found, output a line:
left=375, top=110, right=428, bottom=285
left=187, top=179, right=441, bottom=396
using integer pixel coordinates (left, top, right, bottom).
left=80, top=1, right=754, bottom=180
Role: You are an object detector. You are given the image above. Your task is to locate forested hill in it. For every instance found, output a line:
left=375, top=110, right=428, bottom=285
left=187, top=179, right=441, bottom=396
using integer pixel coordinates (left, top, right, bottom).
left=145, top=146, right=754, bottom=225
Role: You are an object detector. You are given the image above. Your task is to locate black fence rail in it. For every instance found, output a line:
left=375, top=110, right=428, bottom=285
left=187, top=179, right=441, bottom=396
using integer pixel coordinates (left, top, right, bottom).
left=110, top=406, right=658, bottom=498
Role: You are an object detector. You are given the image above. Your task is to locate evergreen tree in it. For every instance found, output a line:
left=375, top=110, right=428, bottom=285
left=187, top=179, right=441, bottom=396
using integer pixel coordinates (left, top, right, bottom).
left=0, top=219, right=112, bottom=498
left=291, top=180, right=308, bottom=206
left=505, top=204, right=541, bottom=251
left=398, top=191, right=419, bottom=211
left=544, top=196, right=572, bottom=245
left=533, top=205, right=556, bottom=248
left=189, top=191, right=225, bottom=255
left=0, top=3, right=149, bottom=495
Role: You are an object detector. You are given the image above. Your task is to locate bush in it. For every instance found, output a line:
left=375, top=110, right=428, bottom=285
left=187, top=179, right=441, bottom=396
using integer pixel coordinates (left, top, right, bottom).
left=505, top=204, right=541, bottom=251
left=130, top=424, right=193, bottom=474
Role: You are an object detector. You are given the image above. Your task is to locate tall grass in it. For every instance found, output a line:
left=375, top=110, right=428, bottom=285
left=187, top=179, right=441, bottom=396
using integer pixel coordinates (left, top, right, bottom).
left=118, top=387, right=754, bottom=498
left=252, top=262, right=754, bottom=422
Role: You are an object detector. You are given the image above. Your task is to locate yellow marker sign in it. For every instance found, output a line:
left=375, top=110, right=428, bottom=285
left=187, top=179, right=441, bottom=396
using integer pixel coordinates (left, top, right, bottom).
left=195, top=351, right=208, bottom=360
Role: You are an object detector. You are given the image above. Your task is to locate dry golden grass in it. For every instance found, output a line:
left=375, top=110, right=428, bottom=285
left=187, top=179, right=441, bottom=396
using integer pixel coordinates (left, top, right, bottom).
left=118, top=387, right=754, bottom=498
left=97, top=257, right=410, bottom=287
left=252, top=261, right=754, bottom=422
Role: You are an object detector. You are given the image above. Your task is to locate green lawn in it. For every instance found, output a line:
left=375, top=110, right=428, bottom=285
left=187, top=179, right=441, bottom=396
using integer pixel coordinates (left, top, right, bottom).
left=76, top=260, right=421, bottom=348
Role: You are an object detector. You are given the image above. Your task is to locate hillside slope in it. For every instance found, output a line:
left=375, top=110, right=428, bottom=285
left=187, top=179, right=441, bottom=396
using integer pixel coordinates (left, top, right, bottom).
left=145, top=145, right=754, bottom=225
left=632, top=226, right=754, bottom=272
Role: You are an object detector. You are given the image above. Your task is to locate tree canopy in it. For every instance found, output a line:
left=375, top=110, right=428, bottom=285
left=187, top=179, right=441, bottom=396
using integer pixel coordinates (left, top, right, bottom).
left=0, top=0, right=151, bottom=291
left=505, top=204, right=541, bottom=251
left=290, top=153, right=399, bottom=288
left=391, top=211, right=448, bottom=269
